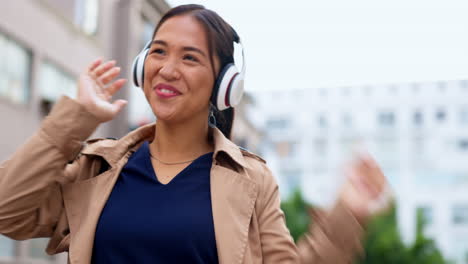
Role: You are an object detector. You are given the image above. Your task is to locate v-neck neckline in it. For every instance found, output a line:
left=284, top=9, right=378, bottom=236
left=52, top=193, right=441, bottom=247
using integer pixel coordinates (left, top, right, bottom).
left=142, top=141, right=213, bottom=186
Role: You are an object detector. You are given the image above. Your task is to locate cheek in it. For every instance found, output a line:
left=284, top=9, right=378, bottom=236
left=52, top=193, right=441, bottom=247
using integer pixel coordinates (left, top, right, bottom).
left=142, top=61, right=160, bottom=99
left=188, top=68, right=215, bottom=100
left=143, top=61, right=157, bottom=87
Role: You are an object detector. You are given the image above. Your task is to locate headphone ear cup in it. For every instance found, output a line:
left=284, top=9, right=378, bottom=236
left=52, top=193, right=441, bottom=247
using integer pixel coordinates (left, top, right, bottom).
left=212, top=63, right=240, bottom=111
left=227, top=71, right=244, bottom=108
left=131, top=49, right=149, bottom=88
left=211, top=63, right=232, bottom=108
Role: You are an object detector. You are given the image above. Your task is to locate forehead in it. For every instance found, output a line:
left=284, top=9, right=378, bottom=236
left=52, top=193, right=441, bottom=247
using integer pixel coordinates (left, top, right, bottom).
left=154, top=15, right=209, bottom=52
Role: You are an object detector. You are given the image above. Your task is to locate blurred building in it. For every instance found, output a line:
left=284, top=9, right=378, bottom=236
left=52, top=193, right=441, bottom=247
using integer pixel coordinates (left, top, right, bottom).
left=0, top=0, right=169, bottom=263
left=255, top=79, right=468, bottom=264
left=232, top=92, right=264, bottom=154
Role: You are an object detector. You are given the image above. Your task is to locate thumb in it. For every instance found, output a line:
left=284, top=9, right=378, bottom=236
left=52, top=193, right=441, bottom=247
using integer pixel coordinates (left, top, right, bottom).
left=111, top=99, right=128, bottom=114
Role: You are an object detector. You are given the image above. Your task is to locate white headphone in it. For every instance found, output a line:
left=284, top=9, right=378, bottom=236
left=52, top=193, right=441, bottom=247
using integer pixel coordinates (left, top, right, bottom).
left=131, top=37, right=246, bottom=111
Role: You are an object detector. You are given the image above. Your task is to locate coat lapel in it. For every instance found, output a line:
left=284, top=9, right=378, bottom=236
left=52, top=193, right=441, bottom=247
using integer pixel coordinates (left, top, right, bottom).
left=62, top=154, right=130, bottom=264
left=63, top=124, right=154, bottom=263
left=211, top=164, right=258, bottom=264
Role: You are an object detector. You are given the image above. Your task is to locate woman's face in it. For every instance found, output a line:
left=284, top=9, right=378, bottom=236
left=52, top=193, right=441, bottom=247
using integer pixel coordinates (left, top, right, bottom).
left=143, top=15, right=219, bottom=124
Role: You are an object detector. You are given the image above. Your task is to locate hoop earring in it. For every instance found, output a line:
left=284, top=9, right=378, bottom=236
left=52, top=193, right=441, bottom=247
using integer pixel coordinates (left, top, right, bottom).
left=208, top=108, right=217, bottom=128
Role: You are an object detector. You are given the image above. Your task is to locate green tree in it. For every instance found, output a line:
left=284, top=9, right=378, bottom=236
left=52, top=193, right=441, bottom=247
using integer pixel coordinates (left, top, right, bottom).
left=280, top=188, right=311, bottom=242
left=358, top=205, right=412, bottom=263
left=280, top=189, right=450, bottom=264
left=405, top=209, right=449, bottom=264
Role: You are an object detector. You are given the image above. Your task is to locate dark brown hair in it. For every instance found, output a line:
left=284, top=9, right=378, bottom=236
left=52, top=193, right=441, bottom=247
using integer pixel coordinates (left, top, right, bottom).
left=152, top=4, right=238, bottom=139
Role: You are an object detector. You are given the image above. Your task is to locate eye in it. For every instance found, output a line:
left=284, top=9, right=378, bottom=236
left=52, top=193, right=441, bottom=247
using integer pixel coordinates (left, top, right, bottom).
left=183, top=54, right=199, bottom=62
left=151, top=48, right=165, bottom=55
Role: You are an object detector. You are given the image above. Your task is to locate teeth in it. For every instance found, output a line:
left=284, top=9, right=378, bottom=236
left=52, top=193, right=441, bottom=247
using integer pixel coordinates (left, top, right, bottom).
left=160, top=88, right=176, bottom=94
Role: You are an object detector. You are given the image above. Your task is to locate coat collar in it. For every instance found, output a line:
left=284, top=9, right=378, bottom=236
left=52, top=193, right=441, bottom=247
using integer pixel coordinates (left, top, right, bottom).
left=69, top=123, right=257, bottom=264
left=81, top=123, right=248, bottom=169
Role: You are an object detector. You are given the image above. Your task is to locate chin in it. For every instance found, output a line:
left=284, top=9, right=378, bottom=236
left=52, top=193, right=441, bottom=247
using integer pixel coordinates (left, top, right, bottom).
left=152, top=106, right=179, bottom=123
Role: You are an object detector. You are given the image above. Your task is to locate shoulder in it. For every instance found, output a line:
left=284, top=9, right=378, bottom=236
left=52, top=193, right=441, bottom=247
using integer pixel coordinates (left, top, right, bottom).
left=240, top=147, right=266, bottom=164
left=239, top=147, right=268, bottom=176
left=85, top=137, right=116, bottom=144
left=238, top=147, right=276, bottom=185
left=81, top=137, right=118, bottom=152
left=238, top=148, right=281, bottom=211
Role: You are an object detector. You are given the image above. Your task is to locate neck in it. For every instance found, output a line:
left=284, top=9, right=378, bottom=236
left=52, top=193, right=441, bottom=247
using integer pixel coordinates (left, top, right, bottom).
left=149, top=115, right=214, bottom=163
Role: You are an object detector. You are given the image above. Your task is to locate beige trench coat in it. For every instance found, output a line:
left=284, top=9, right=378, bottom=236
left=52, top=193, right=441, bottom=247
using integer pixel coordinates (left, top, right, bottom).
left=0, top=96, right=364, bottom=263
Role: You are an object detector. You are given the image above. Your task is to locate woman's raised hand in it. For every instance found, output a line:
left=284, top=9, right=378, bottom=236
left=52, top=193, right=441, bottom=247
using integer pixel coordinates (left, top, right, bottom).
left=338, top=153, right=389, bottom=224
left=76, top=58, right=128, bottom=123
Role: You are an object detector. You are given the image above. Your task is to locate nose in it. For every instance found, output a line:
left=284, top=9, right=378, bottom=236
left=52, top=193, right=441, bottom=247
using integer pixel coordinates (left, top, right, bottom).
left=158, top=60, right=181, bottom=81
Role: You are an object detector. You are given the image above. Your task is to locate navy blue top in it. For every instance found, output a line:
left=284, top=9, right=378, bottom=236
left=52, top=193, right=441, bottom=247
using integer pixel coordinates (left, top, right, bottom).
left=91, top=141, right=218, bottom=263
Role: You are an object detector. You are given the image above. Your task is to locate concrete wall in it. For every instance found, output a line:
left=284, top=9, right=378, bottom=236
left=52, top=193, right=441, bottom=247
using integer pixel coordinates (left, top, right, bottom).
left=0, top=0, right=169, bottom=262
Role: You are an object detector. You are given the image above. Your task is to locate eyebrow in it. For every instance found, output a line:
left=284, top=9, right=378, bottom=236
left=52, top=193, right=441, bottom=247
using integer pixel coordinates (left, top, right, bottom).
left=151, top=40, right=207, bottom=58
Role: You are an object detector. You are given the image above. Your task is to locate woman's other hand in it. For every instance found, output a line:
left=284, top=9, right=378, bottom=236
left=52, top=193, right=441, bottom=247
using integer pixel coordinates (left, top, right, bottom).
left=77, top=58, right=128, bottom=122
left=338, top=153, right=389, bottom=224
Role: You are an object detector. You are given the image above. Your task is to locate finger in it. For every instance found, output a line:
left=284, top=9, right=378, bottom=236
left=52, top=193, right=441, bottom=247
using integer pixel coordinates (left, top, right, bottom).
left=98, top=67, right=121, bottom=85
left=350, top=172, right=381, bottom=200
left=87, top=57, right=103, bottom=72
left=350, top=173, right=374, bottom=195
left=105, top=79, right=127, bottom=97
left=345, top=166, right=378, bottom=201
left=352, top=161, right=382, bottom=198
left=91, top=60, right=116, bottom=77
left=360, top=153, right=379, bottom=170
left=357, top=155, right=386, bottom=189
left=110, top=99, right=128, bottom=115
left=363, top=158, right=386, bottom=192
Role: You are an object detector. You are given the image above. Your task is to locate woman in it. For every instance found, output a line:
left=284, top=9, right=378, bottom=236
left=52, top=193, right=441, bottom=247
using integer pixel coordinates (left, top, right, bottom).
left=0, top=4, right=387, bottom=264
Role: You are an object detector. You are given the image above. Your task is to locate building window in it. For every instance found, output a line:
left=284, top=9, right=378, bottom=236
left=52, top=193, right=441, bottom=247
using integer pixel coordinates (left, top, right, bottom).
left=75, top=0, right=99, bottom=35
left=458, top=139, right=468, bottom=151
left=313, top=138, right=327, bottom=156
left=275, top=141, right=297, bottom=158
left=412, top=83, right=420, bottom=93
left=452, top=204, right=468, bottom=225
left=267, top=118, right=290, bottom=130
left=342, top=113, right=352, bottom=127
left=341, top=87, right=350, bottom=96
left=29, top=238, right=54, bottom=261
left=318, top=114, right=327, bottom=128
left=437, top=81, right=446, bottom=92
left=341, top=137, right=357, bottom=156
left=413, top=110, right=423, bottom=126
left=363, top=86, right=373, bottom=96
left=0, top=32, right=31, bottom=104
left=376, top=136, right=398, bottom=155
left=377, top=111, right=395, bottom=127
left=460, top=107, right=468, bottom=125
left=460, top=80, right=468, bottom=91
left=39, top=61, right=76, bottom=115
left=388, top=85, right=398, bottom=94
left=412, top=136, right=425, bottom=157
left=0, top=236, right=15, bottom=258
left=417, top=206, right=433, bottom=226
left=318, top=88, right=327, bottom=97
left=435, top=108, right=447, bottom=122
left=281, top=169, right=302, bottom=191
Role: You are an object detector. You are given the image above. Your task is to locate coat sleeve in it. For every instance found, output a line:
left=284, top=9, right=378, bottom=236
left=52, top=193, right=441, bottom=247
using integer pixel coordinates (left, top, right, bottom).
left=0, top=96, right=101, bottom=241
left=257, top=164, right=365, bottom=264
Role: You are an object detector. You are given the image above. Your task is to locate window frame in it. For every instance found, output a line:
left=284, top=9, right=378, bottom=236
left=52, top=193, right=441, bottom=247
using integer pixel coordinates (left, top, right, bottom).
left=0, top=31, right=33, bottom=105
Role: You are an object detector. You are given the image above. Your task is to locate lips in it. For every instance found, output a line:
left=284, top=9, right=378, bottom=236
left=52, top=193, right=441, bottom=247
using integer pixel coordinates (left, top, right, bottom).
left=154, top=83, right=182, bottom=99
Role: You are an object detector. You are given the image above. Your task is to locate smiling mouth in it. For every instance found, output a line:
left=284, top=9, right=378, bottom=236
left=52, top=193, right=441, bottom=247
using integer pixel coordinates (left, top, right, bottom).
left=159, top=88, right=177, bottom=95
left=154, top=84, right=182, bottom=99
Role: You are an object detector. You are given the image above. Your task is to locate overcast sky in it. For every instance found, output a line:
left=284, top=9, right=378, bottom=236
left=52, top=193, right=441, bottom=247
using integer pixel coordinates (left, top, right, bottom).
left=166, top=0, right=468, bottom=92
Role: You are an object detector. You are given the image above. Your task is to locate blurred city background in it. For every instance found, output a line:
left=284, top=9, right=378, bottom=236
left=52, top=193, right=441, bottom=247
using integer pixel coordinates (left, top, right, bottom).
left=0, top=0, right=467, bottom=263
